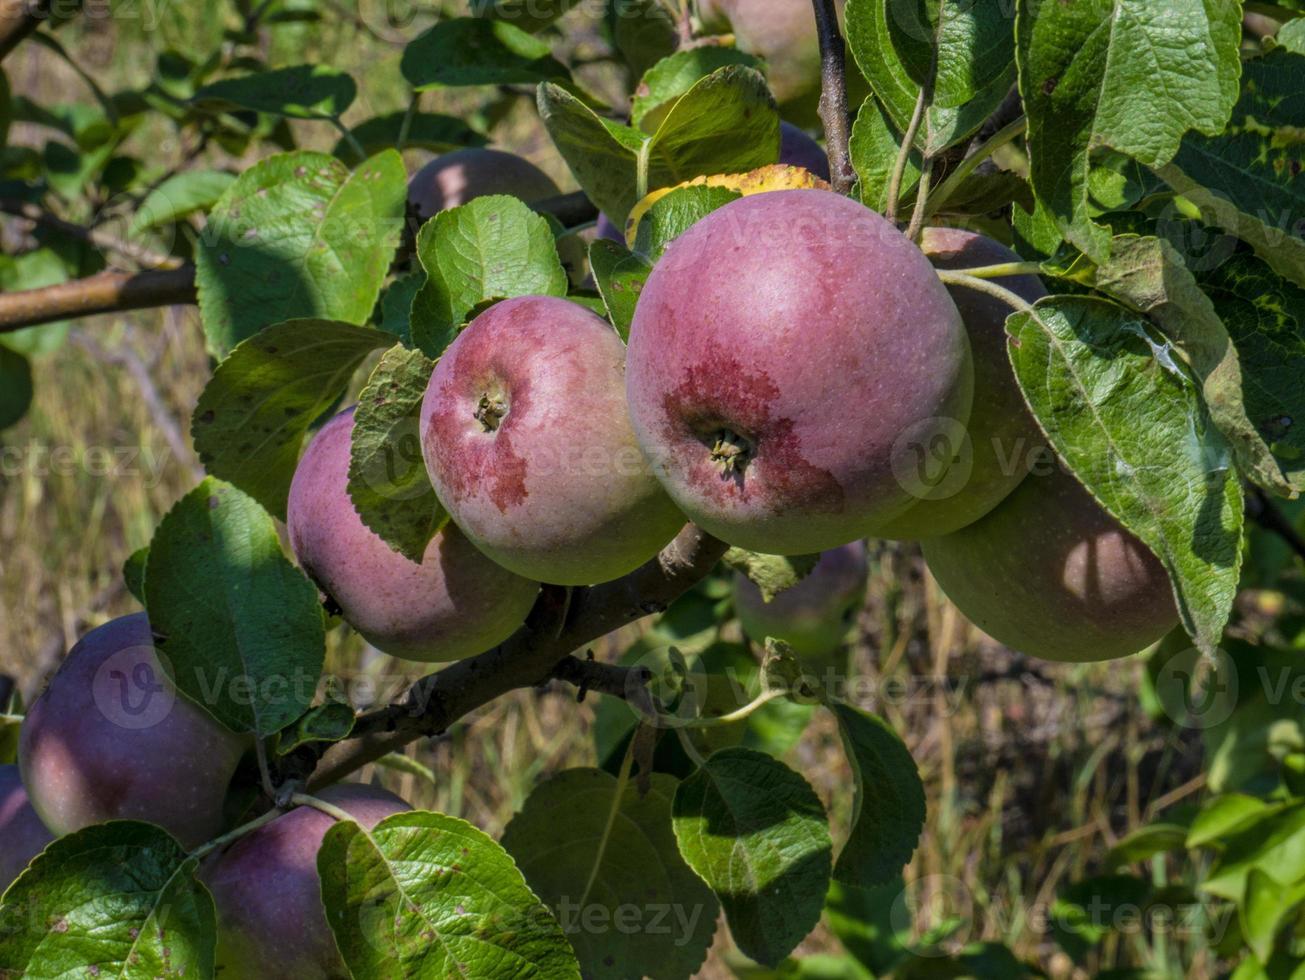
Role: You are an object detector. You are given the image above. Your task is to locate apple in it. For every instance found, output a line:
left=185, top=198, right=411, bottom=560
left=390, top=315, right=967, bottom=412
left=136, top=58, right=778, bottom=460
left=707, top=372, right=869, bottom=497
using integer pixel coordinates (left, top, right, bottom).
left=18, top=613, right=248, bottom=848
left=779, top=121, right=830, bottom=181
left=288, top=409, right=540, bottom=663
left=407, top=147, right=561, bottom=222
left=874, top=227, right=1048, bottom=539
left=201, top=783, right=410, bottom=980
left=733, top=542, right=869, bottom=659
left=626, top=189, right=971, bottom=554
left=421, top=295, right=686, bottom=585
left=0, top=765, right=54, bottom=893
left=699, top=0, right=824, bottom=108
left=923, top=464, right=1179, bottom=662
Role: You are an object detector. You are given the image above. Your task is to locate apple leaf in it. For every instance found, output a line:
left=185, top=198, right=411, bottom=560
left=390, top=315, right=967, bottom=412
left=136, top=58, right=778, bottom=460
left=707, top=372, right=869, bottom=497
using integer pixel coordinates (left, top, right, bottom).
left=1006, top=296, right=1244, bottom=655
left=273, top=699, right=355, bottom=756
left=849, top=94, right=921, bottom=212
left=470, top=0, right=580, bottom=34
left=1200, top=800, right=1305, bottom=900
left=318, top=810, right=580, bottom=978
left=348, top=344, right=447, bottom=563
left=191, top=319, right=392, bottom=520
left=501, top=769, right=720, bottom=978
left=379, top=270, right=424, bottom=346
left=1156, top=49, right=1305, bottom=289
left=410, top=194, right=568, bottom=356
left=632, top=47, right=766, bottom=132
left=1187, top=793, right=1271, bottom=848
left=145, top=478, right=325, bottom=735
left=829, top=702, right=926, bottom=889
left=192, top=64, right=357, bottom=119
left=197, top=149, right=407, bottom=357
left=588, top=239, right=651, bottom=341
left=537, top=83, right=645, bottom=225
left=401, top=18, right=571, bottom=88
left=1016, top=0, right=1243, bottom=261
left=723, top=548, right=820, bottom=603
left=632, top=184, right=741, bottom=260
left=0, top=345, right=32, bottom=431
left=672, top=747, right=832, bottom=967
left=333, top=111, right=487, bottom=159
left=1051, top=874, right=1151, bottom=958
left=129, top=169, right=235, bottom=234
left=609, top=0, right=679, bottom=77
left=0, top=823, right=216, bottom=980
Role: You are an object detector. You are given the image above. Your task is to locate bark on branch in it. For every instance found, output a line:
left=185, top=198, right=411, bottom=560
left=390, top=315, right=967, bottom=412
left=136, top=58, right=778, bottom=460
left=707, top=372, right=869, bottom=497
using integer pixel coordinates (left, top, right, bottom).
left=810, top=0, right=855, bottom=195
left=0, top=0, right=62, bottom=62
left=294, top=524, right=727, bottom=790
left=0, top=267, right=197, bottom=333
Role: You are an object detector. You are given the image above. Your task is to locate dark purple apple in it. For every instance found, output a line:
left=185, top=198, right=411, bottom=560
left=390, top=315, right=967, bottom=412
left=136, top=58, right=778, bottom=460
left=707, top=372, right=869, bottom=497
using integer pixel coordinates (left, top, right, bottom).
left=421, top=295, right=686, bottom=585
left=288, top=409, right=540, bottom=663
left=201, top=783, right=410, bottom=980
left=626, top=189, right=971, bottom=554
left=0, top=765, right=54, bottom=893
left=18, top=614, right=248, bottom=848
left=875, top=227, right=1048, bottom=539
left=779, top=121, right=830, bottom=180
left=923, top=464, right=1179, bottom=662
left=733, top=542, right=869, bottom=659
left=407, top=148, right=560, bottom=222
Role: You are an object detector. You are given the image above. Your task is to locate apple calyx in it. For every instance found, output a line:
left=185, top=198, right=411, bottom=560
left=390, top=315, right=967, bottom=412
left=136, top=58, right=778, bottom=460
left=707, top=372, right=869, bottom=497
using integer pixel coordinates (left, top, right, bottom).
left=710, top=430, right=752, bottom=474
left=474, top=392, right=508, bottom=432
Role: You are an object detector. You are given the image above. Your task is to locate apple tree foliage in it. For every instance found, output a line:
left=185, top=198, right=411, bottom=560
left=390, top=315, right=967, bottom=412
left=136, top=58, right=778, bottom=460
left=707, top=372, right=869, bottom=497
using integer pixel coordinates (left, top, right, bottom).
left=1, top=0, right=1305, bottom=977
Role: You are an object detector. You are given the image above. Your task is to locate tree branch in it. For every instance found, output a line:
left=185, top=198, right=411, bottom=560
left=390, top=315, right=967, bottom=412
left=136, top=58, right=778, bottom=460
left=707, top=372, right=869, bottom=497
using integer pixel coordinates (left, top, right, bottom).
left=0, top=0, right=61, bottom=62
left=295, top=524, right=727, bottom=790
left=810, top=0, right=854, bottom=195
left=1247, top=486, right=1305, bottom=566
left=0, top=267, right=197, bottom=333
left=1, top=197, right=183, bottom=270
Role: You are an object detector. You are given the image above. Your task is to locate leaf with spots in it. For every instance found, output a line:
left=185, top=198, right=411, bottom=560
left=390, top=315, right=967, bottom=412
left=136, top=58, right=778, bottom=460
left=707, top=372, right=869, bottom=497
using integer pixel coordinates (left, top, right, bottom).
left=410, top=194, right=568, bottom=356
left=829, top=702, right=926, bottom=889
left=631, top=48, right=765, bottom=132
left=1006, top=296, right=1244, bottom=654
left=723, top=548, right=820, bottom=603
left=144, top=478, right=325, bottom=734
left=274, top=699, right=356, bottom=756
left=1016, top=0, right=1243, bottom=261
left=588, top=239, right=650, bottom=342
left=671, top=747, right=832, bottom=967
left=501, top=769, right=719, bottom=978
left=0, top=822, right=216, bottom=980
left=333, top=112, right=487, bottom=160
left=196, top=149, right=407, bottom=357
left=317, top=810, right=580, bottom=978
left=191, top=319, right=393, bottom=521
left=192, top=64, right=357, bottom=120
left=349, top=344, right=447, bottom=563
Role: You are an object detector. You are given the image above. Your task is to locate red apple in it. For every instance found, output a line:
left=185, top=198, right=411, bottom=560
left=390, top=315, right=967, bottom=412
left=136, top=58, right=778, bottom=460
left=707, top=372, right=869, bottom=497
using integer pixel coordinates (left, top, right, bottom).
left=626, top=189, right=971, bottom=554
left=923, top=464, right=1179, bottom=662
left=18, top=614, right=248, bottom=848
left=0, top=765, right=54, bottom=893
left=407, top=148, right=560, bottom=223
left=875, top=227, right=1048, bottom=539
left=288, top=409, right=540, bottom=663
left=421, top=296, right=685, bottom=585
left=201, top=783, right=410, bottom=980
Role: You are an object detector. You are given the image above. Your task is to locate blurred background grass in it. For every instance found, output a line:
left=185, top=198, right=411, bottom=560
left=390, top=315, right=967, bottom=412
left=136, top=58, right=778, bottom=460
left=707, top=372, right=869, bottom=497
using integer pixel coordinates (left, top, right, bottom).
left=0, top=4, right=1255, bottom=977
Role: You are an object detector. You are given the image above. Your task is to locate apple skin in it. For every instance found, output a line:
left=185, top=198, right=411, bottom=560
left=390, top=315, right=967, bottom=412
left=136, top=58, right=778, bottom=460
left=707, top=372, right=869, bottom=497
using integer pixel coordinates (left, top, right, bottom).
left=626, top=189, right=971, bottom=555
left=201, top=783, right=410, bottom=980
left=733, top=542, right=869, bottom=659
left=18, top=613, right=248, bottom=848
left=407, top=148, right=560, bottom=222
left=288, top=409, right=540, bottom=663
left=923, top=464, right=1179, bottom=663
left=779, top=121, right=830, bottom=181
left=875, top=228, right=1048, bottom=540
left=422, top=296, right=685, bottom=585
left=0, top=765, right=54, bottom=893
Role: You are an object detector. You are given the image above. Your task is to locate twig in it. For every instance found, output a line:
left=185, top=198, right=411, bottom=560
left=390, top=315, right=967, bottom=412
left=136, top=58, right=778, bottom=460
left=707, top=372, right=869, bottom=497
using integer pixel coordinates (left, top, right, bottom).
left=0, top=198, right=181, bottom=271
left=904, top=163, right=933, bottom=242
left=925, top=116, right=1027, bottom=221
left=0, top=0, right=56, bottom=62
left=809, top=0, right=855, bottom=194
left=886, top=87, right=928, bottom=224
left=290, top=525, right=728, bottom=790
left=934, top=269, right=1036, bottom=314
left=0, top=267, right=197, bottom=333
left=1247, top=486, right=1305, bottom=565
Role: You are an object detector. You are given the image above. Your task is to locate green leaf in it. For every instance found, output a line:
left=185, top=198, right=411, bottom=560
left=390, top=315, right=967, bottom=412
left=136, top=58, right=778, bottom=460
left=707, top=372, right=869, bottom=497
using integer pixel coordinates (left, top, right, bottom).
left=410, top=194, right=567, bottom=355
left=334, top=111, right=488, bottom=159
left=274, top=699, right=355, bottom=756
left=1187, top=793, right=1271, bottom=848
left=849, top=94, right=921, bottom=212
left=632, top=184, right=742, bottom=260
left=401, top=18, right=570, bottom=88
left=130, top=169, right=235, bottom=234
left=1277, top=18, right=1305, bottom=53
left=144, top=478, right=325, bottom=735
left=1241, top=868, right=1303, bottom=965
left=0, top=345, right=33, bottom=431
left=0, top=249, right=71, bottom=354
left=632, top=48, right=766, bottom=132
left=723, top=549, right=820, bottom=603
left=930, top=0, right=1019, bottom=110
left=196, top=149, right=407, bottom=357
left=1156, top=50, right=1305, bottom=289
left=537, top=84, right=645, bottom=225
left=610, top=0, right=680, bottom=78
left=193, top=64, right=357, bottom=119
left=1104, top=823, right=1188, bottom=869
left=1049, top=874, right=1151, bottom=959
left=1015, top=0, right=1243, bottom=260
left=844, top=0, right=1011, bottom=155
left=191, top=319, right=392, bottom=520
left=123, top=545, right=149, bottom=605
left=501, top=769, right=720, bottom=977
left=588, top=239, right=651, bottom=341
left=829, top=703, right=925, bottom=889
left=1062, top=235, right=1299, bottom=496
left=1006, top=296, right=1244, bottom=655
left=348, top=345, right=446, bottom=563
left=470, top=0, right=580, bottom=34
left=318, top=810, right=580, bottom=978
left=672, top=747, right=832, bottom=967
left=0, top=823, right=215, bottom=979
left=1202, top=800, right=1305, bottom=900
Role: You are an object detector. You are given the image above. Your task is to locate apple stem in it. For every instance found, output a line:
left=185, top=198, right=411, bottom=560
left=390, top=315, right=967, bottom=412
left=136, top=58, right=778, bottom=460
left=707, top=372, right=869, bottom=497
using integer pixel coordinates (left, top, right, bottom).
left=934, top=270, right=1037, bottom=316
left=190, top=806, right=283, bottom=860
left=290, top=793, right=357, bottom=824
left=949, top=261, right=1045, bottom=280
